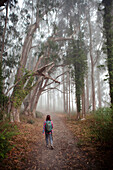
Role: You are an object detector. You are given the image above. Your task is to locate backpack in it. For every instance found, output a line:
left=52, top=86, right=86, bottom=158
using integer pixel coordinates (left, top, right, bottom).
left=46, top=121, right=52, bottom=132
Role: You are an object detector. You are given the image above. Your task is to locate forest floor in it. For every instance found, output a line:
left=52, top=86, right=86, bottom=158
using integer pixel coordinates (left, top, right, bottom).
left=0, top=111, right=113, bottom=170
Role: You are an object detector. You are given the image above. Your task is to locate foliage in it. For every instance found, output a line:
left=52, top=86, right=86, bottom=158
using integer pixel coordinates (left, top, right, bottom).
left=90, top=107, right=113, bottom=145
left=0, top=122, right=18, bottom=160
left=0, top=61, right=9, bottom=120
left=42, top=39, right=60, bottom=65
left=0, top=62, right=4, bottom=109
left=12, top=70, right=34, bottom=108
left=0, top=1, right=22, bottom=120
left=0, top=116, right=43, bottom=169
left=67, top=108, right=113, bottom=147
left=66, top=112, right=113, bottom=169
left=65, top=32, right=87, bottom=113
left=0, top=4, right=21, bottom=81
left=101, top=0, right=113, bottom=105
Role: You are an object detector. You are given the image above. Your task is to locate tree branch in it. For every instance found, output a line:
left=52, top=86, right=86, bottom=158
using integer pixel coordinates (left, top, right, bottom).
left=36, top=62, right=54, bottom=73
left=93, top=42, right=103, bottom=66
left=33, top=55, right=43, bottom=71
left=49, top=36, right=74, bottom=42
left=0, top=7, right=5, bottom=11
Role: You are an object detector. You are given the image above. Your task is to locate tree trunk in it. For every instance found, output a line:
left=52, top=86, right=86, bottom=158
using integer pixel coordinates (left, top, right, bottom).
left=97, top=63, right=101, bottom=108
left=76, top=93, right=80, bottom=120
left=0, top=2, right=8, bottom=116
left=71, top=84, right=74, bottom=113
left=16, top=24, right=37, bottom=80
left=62, top=66, right=66, bottom=112
left=102, top=0, right=113, bottom=107
left=88, top=8, right=96, bottom=111
left=69, top=71, right=71, bottom=116
left=86, top=75, right=89, bottom=113
left=0, top=1, right=8, bottom=61
left=91, top=64, right=95, bottom=111
left=9, top=23, right=38, bottom=122
left=53, top=89, right=55, bottom=112
left=32, top=79, right=48, bottom=115
left=47, top=90, right=50, bottom=111
left=66, top=70, right=69, bottom=113
left=82, top=85, right=86, bottom=119
left=32, top=90, right=42, bottom=118
left=26, top=78, right=43, bottom=114
left=10, top=106, right=20, bottom=122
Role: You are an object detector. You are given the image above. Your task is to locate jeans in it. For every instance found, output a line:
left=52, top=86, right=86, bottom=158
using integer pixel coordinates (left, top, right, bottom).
left=45, top=133, right=53, bottom=146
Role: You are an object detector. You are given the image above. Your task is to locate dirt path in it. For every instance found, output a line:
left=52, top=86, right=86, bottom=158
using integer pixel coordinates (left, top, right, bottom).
left=25, top=112, right=96, bottom=170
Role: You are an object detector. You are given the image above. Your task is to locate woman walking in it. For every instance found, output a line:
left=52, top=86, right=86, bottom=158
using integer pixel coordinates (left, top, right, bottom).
left=43, top=115, right=54, bottom=149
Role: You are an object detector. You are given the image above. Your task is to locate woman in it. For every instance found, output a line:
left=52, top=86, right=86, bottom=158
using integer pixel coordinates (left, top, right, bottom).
left=43, top=115, right=54, bottom=149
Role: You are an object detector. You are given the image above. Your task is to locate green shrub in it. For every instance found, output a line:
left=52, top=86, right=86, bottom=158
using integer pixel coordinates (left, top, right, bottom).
left=27, top=119, right=35, bottom=124
left=90, top=107, right=113, bottom=145
left=0, top=122, right=18, bottom=160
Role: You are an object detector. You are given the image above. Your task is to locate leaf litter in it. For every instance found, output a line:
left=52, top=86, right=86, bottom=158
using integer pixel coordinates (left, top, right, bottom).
left=0, top=113, right=113, bottom=170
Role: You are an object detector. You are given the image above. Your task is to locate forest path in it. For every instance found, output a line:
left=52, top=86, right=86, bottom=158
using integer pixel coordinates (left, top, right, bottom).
left=26, top=111, right=96, bottom=170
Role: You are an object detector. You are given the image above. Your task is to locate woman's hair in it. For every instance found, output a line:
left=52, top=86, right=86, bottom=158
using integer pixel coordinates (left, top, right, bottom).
left=46, top=115, right=51, bottom=121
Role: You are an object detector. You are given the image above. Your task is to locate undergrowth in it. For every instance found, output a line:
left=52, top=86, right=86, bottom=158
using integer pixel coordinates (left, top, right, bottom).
left=66, top=107, right=113, bottom=148
left=66, top=107, right=113, bottom=169
left=0, top=121, right=18, bottom=160
left=90, top=107, right=113, bottom=146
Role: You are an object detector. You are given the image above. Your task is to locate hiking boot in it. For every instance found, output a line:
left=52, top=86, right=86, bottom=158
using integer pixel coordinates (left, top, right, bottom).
left=51, top=145, right=54, bottom=149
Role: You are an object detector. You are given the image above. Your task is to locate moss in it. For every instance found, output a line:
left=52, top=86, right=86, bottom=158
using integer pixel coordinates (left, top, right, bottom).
left=12, top=69, right=35, bottom=108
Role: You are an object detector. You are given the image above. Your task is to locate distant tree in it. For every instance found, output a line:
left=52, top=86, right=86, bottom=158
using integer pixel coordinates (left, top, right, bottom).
left=65, top=32, right=87, bottom=119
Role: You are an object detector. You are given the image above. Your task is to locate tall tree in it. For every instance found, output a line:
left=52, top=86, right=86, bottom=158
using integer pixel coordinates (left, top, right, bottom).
left=65, top=32, right=87, bottom=119
left=87, top=5, right=96, bottom=111
left=102, top=0, right=113, bottom=108
left=0, top=0, right=19, bottom=119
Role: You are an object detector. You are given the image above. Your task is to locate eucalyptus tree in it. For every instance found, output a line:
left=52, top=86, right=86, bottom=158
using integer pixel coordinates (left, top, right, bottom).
left=55, top=0, right=88, bottom=115
left=65, top=33, right=87, bottom=119
left=101, top=0, right=113, bottom=108
left=24, top=38, right=61, bottom=115
left=0, top=0, right=19, bottom=119
left=6, top=0, right=77, bottom=122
